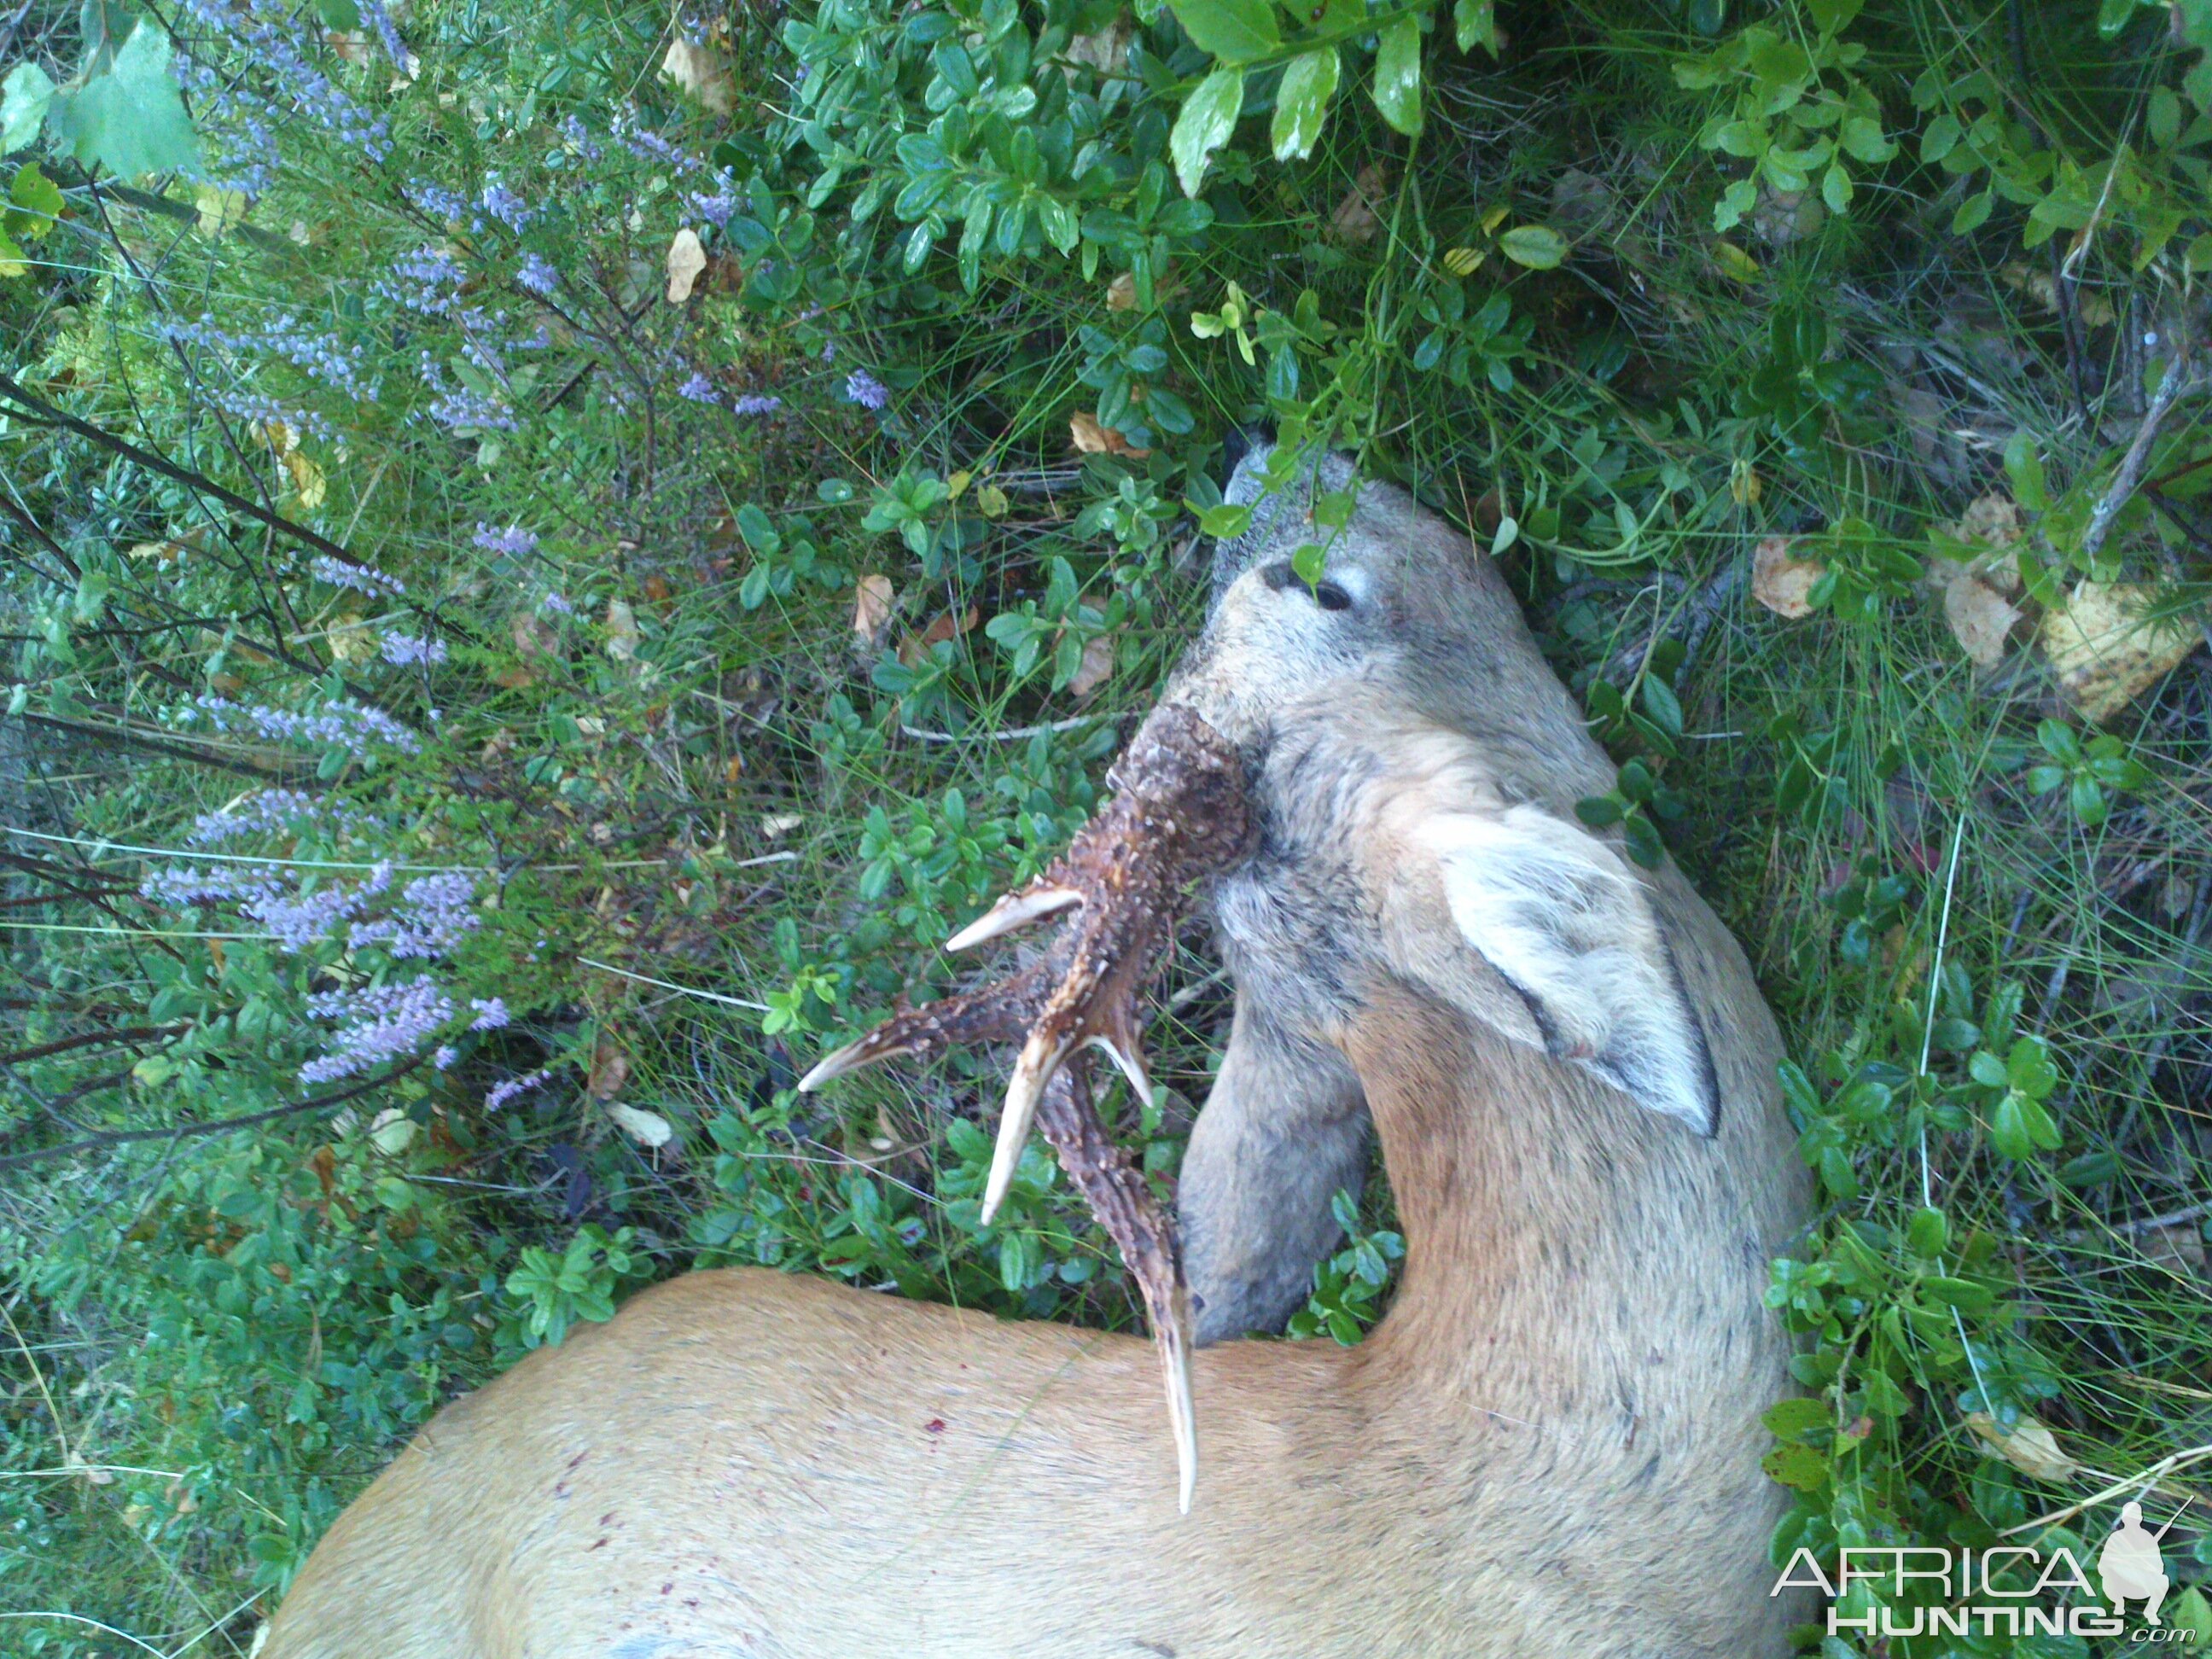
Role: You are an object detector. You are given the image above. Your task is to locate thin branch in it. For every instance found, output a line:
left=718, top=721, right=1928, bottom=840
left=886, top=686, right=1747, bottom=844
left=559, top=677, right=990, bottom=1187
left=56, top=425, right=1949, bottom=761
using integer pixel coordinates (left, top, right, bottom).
left=0, top=373, right=378, bottom=575
left=0, top=1059, right=428, bottom=1172
left=2081, top=339, right=2197, bottom=564
left=1, top=1026, right=183, bottom=1067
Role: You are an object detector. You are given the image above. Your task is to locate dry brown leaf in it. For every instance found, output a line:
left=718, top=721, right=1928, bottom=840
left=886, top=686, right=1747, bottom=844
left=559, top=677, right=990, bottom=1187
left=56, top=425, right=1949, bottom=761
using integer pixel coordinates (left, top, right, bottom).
left=1068, top=632, right=1115, bottom=700
left=70, top=1456, right=116, bottom=1488
left=1330, top=163, right=1391, bottom=243
left=1965, top=1412, right=2079, bottom=1482
left=588, top=1038, right=632, bottom=1101
left=607, top=1101, right=674, bottom=1148
left=1070, top=410, right=1150, bottom=458
left=1999, top=262, right=2118, bottom=329
left=1752, top=535, right=1824, bottom=619
left=1955, top=491, right=2023, bottom=549
left=660, top=36, right=736, bottom=115
left=326, top=29, right=370, bottom=64
left=282, top=447, right=326, bottom=510
left=665, top=228, right=707, bottom=304
left=1942, top=576, right=2023, bottom=670
left=1929, top=493, right=2025, bottom=602
left=603, top=598, right=640, bottom=663
left=761, top=813, right=805, bottom=839
left=1107, top=271, right=1138, bottom=311
left=1062, top=16, right=1131, bottom=74
left=853, top=573, right=897, bottom=643
left=512, top=608, right=558, bottom=663
left=921, top=605, right=977, bottom=648
left=2040, top=580, right=2203, bottom=724
left=328, top=614, right=377, bottom=666
left=2137, top=1220, right=2208, bottom=1278
left=899, top=605, right=979, bottom=665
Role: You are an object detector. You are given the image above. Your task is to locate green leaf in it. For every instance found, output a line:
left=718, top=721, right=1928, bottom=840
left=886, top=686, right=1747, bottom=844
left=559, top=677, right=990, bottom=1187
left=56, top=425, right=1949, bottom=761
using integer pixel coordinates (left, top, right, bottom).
left=2005, top=1036, right=2058, bottom=1098
left=2002, top=427, right=2047, bottom=510
left=1919, top=1275, right=1994, bottom=1317
left=1761, top=1442, right=1830, bottom=1491
left=1762, top=1397, right=1831, bottom=1439
left=2150, top=84, right=2183, bottom=148
left=1168, top=0, right=1279, bottom=63
left=1989, top=1089, right=2059, bottom=1160
left=9, top=161, right=62, bottom=231
left=1639, top=673, right=1684, bottom=737
left=1169, top=67, right=1243, bottom=197
left=2169, top=1587, right=2212, bottom=1644
left=1453, top=0, right=1499, bottom=55
left=1821, top=160, right=1852, bottom=213
left=2069, top=773, right=2107, bottom=825
left=49, top=22, right=200, bottom=179
left=0, top=223, right=20, bottom=277
left=1271, top=48, right=1338, bottom=162
left=1371, top=16, right=1423, bottom=137
left=1, top=61, right=55, bottom=154
left=1499, top=224, right=1568, bottom=269
left=1906, top=1207, right=1950, bottom=1258
left=1837, top=114, right=1894, bottom=164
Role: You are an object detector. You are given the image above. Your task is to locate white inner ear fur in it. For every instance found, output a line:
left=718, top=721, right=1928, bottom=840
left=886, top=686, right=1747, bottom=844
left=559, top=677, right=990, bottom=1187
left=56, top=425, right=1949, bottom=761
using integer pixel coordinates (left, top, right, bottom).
left=1416, top=806, right=1720, bottom=1135
left=1322, top=565, right=1375, bottom=604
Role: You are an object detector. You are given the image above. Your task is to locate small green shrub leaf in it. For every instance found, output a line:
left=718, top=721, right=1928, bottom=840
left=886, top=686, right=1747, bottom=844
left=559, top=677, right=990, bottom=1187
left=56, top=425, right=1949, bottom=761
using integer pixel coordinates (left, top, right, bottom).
left=1761, top=1442, right=1830, bottom=1491
left=1372, top=17, right=1423, bottom=137
left=1762, top=1397, right=1831, bottom=1438
left=1453, top=0, right=1499, bottom=55
left=1499, top=224, right=1569, bottom=269
left=1271, top=48, right=1339, bottom=162
left=1170, top=67, right=1243, bottom=196
left=1, top=61, right=55, bottom=154
left=1169, top=0, right=1279, bottom=64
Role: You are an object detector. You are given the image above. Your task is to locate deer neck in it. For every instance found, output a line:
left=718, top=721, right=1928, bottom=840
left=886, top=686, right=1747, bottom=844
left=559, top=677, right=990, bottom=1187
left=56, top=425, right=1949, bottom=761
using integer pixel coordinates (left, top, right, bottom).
left=1337, top=981, right=1768, bottom=1429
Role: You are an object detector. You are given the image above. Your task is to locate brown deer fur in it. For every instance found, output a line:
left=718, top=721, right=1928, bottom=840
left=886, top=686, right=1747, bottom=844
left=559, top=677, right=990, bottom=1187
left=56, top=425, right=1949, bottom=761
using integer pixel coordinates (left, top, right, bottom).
left=264, top=447, right=1809, bottom=1658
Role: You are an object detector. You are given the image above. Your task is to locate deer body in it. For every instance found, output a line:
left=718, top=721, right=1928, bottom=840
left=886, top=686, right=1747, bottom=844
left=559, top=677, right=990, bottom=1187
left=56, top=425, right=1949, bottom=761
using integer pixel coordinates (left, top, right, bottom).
left=265, top=451, right=1808, bottom=1658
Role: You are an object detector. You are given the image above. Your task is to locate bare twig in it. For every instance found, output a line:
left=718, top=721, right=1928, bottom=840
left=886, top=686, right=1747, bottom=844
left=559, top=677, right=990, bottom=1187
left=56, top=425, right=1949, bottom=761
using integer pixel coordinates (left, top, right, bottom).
left=2082, top=339, right=2198, bottom=564
left=900, top=714, right=1117, bottom=744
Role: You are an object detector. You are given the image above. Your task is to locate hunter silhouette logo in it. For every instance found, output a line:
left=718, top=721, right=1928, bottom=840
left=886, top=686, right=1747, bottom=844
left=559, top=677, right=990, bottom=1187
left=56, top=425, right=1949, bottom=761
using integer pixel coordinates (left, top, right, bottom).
left=2101, top=1500, right=2182, bottom=1624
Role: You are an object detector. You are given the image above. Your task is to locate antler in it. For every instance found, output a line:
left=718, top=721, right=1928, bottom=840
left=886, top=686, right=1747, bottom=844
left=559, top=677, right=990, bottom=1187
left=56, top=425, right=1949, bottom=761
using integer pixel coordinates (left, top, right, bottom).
left=797, top=701, right=1252, bottom=1513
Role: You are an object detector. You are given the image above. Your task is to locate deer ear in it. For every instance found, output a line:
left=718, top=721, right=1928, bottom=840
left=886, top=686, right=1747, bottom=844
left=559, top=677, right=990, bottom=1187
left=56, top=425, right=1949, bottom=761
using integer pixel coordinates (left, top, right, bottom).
left=1417, top=806, right=1720, bottom=1136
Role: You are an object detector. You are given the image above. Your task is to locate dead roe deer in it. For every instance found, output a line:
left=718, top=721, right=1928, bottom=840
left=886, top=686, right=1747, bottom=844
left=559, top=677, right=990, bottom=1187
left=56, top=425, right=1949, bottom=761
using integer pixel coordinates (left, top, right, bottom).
left=264, top=445, right=1809, bottom=1658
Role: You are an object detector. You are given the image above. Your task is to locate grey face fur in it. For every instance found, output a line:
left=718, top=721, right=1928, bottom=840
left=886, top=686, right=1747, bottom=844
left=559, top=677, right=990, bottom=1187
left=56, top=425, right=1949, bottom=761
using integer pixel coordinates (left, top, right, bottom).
left=1175, top=445, right=1721, bottom=1344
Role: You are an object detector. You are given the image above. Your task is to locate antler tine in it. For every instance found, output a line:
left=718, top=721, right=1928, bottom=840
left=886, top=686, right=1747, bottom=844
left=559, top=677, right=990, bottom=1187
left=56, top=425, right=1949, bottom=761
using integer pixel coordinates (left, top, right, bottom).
left=796, top=959, right=1052, bottom=1093
left=944, top=882, right=1084, bottom=953
left=1034, top=1059, right=1198, bottom=1513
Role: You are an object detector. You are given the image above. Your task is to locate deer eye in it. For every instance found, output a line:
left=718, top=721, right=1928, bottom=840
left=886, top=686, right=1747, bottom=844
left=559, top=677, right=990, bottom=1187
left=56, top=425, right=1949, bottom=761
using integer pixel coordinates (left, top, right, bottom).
left=1312, top=580, right=1353, bottom=613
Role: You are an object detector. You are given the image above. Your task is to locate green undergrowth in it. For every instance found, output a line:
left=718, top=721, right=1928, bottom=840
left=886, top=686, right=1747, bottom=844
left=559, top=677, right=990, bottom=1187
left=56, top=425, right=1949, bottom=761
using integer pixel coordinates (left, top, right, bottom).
left=2, top=0, right=2209, bottom=1651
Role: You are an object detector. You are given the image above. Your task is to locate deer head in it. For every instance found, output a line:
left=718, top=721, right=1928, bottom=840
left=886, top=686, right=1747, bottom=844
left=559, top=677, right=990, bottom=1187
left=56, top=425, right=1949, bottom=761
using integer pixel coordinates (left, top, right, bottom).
left=801, top=443, right=1731, bottom=1511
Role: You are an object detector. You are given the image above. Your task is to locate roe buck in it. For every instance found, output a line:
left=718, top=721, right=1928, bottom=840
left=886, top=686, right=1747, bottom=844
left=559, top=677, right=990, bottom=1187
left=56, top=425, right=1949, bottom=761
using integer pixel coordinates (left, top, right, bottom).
left=264, top=445, right=1809, bottom=1659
